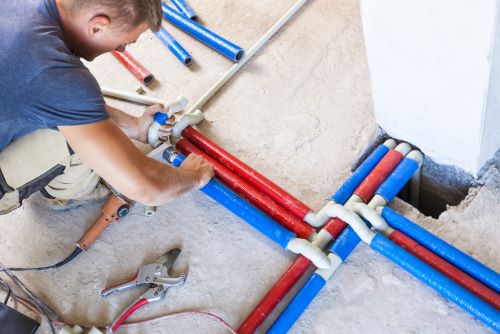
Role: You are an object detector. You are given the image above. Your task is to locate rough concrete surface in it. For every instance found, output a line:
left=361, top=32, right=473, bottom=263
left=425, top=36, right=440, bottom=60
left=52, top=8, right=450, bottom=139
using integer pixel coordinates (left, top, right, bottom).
left=0, top=1, right=498, bottom=333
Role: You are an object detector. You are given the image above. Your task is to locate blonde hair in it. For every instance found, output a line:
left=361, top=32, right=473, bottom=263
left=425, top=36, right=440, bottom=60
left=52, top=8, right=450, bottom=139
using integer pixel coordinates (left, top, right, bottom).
left=69, top=0, right=163, bottom=31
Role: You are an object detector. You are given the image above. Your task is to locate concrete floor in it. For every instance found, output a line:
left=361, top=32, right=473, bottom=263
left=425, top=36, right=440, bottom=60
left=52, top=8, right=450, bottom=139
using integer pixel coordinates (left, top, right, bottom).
left=1, top=0, right=498, bottom=333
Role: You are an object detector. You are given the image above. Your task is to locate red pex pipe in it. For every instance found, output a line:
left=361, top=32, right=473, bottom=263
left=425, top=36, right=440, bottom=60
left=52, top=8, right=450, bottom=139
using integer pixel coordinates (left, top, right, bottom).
left=177, top=139, right=312, bottom=236
left=354, top=149, right=404, bottom=203
left=238, top=150, right=405, bottom=334
left=181, top=126, right=311, bottom=219
left=111, top=50, right=155, bottom=86
left=389, top=231, right=500, bottom=309
left=176, top=139, right=314, bottom=238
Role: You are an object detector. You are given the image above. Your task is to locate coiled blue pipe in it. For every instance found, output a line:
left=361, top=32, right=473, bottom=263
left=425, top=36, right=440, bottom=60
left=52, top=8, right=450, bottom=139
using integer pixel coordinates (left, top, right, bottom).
left=332, top=144, right=390, bottom=204
left=375, top=157, right=419, bottom=203
left=166, top=152, right=295, bottom=248
left=162, top=4, right=244, bottom=62
left=381, top=207, right=500, bottom=294
left=371, top=234, right=500, bottom=332
left=156, top=27, right=192, bottom=66
left=171, top=0, right=197, bottom=20
left=267, top=273, right=327, bottom=334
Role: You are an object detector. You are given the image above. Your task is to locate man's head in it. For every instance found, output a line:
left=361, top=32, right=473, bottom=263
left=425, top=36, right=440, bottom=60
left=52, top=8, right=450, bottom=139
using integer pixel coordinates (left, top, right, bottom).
left=57, top=0, right=162, bottom=60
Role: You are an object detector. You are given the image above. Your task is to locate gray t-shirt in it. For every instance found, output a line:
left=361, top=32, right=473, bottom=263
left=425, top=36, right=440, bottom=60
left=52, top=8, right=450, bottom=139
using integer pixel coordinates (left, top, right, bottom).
left=0, top=0, right=109, bottom=151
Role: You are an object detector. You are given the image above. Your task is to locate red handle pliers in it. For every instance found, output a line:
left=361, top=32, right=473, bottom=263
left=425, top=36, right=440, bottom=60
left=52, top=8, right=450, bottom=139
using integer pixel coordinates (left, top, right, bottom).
left=101, top=248, right=186, bottom=333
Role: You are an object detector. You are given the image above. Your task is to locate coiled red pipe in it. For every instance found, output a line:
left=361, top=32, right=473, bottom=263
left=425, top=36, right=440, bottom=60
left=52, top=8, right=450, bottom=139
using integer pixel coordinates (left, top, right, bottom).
left=176, top=139, right=314, bottom=239
left=238, top=150, right=405, bottom=333
left=389, top=231, right=500, bottom=309
left=111, top=50, right=155, bottom=86
left=181, top=126, right=311, bottom=219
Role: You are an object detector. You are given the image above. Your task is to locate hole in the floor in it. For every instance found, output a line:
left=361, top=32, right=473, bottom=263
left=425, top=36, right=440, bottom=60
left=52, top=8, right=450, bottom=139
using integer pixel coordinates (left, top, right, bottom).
left=396, top=156, right=476, bottom=218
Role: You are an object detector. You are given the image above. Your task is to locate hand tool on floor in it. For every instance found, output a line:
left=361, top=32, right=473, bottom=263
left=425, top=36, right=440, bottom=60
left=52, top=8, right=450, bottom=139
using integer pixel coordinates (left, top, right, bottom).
left=101, top=248, right=187, bottom=334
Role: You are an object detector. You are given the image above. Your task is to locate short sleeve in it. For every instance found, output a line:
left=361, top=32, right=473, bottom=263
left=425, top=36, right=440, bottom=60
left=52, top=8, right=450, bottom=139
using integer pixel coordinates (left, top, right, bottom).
left=25, top=66, right=109, bottom=128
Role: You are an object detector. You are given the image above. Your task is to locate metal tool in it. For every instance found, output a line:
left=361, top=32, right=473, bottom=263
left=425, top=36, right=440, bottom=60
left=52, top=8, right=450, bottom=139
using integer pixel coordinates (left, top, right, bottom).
left=101, top=248, right=187, bottom=334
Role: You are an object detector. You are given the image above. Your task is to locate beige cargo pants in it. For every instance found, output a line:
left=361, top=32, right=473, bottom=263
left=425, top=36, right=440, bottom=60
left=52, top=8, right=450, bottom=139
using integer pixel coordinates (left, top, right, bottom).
left=0, top=129, right=100, bottom=214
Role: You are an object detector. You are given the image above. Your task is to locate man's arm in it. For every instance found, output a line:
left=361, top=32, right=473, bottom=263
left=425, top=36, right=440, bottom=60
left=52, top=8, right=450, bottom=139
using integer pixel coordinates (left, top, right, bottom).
left=59, top=119, right=213, bottom=205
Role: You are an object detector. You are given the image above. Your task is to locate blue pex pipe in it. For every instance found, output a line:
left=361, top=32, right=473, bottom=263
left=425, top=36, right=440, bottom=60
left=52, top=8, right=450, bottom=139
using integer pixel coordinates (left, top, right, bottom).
left=332, top=144, right=390, bottom=204
left=375, top=157, right=419, bottom=203
left=169, top=153, right=295, bottom=248
left=381, top=207, right=500, bottom=294
left=268, top=227, right=362, bottom=333
left=171, top=0, right=197, bottom=20
left=156, top=27, right=192, bottom=66
left=162, top=4, right=244, bottom=62
left=329, top=226, right=361, bottom=261
left=371, top=234, right=500, bottom=332
left=267, top=273, right=327, bottom=334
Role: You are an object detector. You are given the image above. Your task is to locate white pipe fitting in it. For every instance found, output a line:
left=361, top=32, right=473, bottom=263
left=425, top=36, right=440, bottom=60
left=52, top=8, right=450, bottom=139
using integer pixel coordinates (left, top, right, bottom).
left=383, top=138, right=398, bottom=150
left=395, top=142, right=412, bottom=155
left=172, top=109, right=205, bottom=138
left=367, top=194, right=388, bottom=209
left=287, top=238, right=331, bottom=269
left=311, top=228, right=335, bottom=249
left=304, top=138, right=397, bottom=228
left=351, top=203, right=394, bottom=236
left=304, top=195, right=364, bottom=228
left=315, top=253, right=343, bottom=281
left=324, top=202, right=375, bottom=244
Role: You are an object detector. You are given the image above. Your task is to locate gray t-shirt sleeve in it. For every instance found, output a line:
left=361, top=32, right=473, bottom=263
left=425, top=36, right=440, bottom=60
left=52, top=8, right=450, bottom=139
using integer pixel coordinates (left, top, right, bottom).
left=25, top=66, right=109, bottom=128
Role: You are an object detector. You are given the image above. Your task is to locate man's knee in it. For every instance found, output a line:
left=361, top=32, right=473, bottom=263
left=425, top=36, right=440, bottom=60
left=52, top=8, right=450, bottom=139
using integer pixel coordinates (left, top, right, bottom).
left=0, top=129, right=77, bottom=214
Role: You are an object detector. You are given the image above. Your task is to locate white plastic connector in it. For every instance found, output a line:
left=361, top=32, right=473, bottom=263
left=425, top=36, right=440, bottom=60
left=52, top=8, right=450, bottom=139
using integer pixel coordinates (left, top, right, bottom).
left=367, top=194, right=388, bottom=209
left=305, top=195, right=363, bottom=228
left=351, top=203, right=394, bottom=236
left=88, top=328, right=104, bottom=334
left=394, top=142, right=412, bottom=155
left=383, top=138, right=397, bottom=149
left=286, top=238, right=331, bottom=269
left=324, top=202, right=375, bottom=244
left=315, top=253, right=342, bottom=281
left=304, top=201, right=336, bottom=227
left=147, top=96, right=189, bottom=147
left=311, top=228, right=334, bottom=249
left=172, top=109, right=205, bottom=138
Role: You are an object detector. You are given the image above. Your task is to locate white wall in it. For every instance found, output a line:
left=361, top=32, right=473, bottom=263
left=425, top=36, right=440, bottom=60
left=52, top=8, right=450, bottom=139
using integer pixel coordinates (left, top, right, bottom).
left=360, top=0, right=500, bottom=176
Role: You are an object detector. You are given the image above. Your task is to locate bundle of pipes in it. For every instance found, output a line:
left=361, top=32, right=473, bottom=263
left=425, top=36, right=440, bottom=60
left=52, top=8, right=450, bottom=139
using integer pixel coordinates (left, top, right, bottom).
left=161, top=3, right=244, bottom=62
left=175, top=127, right=500, bottom=333
left=267, top=155, right=500, bottom=333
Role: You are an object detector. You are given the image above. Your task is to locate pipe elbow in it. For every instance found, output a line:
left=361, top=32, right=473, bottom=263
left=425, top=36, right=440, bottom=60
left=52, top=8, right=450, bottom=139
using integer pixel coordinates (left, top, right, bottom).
left=172, top=109, right=205, bottom=138
left=324, top=203, right=375, bottom=244
left=407, top=150, right=424, bottom=166
left=351, top=203, right=393, bottom=235
left=287, top=238, right=331, bottom=269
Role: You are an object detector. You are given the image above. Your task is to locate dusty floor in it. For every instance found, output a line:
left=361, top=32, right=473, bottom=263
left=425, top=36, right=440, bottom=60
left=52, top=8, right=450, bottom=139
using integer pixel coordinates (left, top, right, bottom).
left=1, top=0, right=499, bottom=333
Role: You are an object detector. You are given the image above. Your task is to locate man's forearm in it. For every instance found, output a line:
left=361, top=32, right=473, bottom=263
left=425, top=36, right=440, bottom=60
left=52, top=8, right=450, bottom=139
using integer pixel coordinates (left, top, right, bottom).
left=106, top=105, right=140, bottom=140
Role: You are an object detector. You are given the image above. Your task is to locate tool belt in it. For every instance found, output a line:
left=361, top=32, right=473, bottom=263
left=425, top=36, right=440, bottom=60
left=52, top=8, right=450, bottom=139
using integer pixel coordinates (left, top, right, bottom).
left=0, top=129, right=99, bottom=214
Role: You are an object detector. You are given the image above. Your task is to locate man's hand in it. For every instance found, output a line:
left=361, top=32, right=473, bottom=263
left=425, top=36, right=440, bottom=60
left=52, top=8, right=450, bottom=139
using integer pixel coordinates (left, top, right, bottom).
left=136, top=104, right=176, bottom=144
left=180, top=154, right=215, bottom=189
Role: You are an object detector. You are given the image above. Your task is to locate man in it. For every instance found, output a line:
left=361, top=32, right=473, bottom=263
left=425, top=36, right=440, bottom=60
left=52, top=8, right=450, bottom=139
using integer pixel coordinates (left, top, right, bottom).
left=0, top=0, right=214, bottom=214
